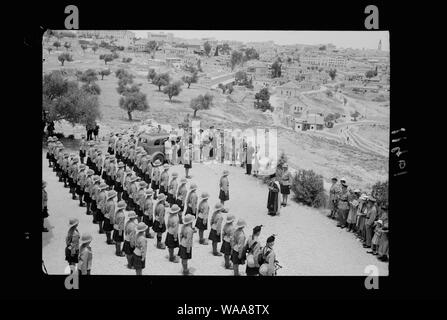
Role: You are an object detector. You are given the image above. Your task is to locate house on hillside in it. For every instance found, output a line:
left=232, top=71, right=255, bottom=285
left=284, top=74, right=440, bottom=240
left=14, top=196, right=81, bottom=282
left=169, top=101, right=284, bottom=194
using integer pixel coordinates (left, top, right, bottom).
left=293, top=113, right=325, bottom=132
left=246, top=61, right=270, bottom=80
left=277, top=80, right=321, bottom=98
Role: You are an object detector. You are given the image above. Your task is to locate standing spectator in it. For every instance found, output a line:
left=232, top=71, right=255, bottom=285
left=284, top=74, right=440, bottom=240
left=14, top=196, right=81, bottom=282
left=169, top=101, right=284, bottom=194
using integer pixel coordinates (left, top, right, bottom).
left=245, top=142, right=255, bottom=175
left=220, top=213, right=235, bottom=269
left=267, top=180, right=280, bottom=216
left=93, top=123, right=100, bottom=141
left=259, top=235, right=277, bottom=276
left=47, top=121, right=55, bottom=137
left=113, top=200, right=126, bottom=256
left=219, top=170, right=229, bottom=206
left=328, top=177, right=339, bottom=219
left=337, top=182, right=350, bottom=229
left=42, top=181, right=49, bottom=232
left=252, top=145, right=260, bottom=176
left=231, top=219, right=247, bottom=276
left=347, top=189, right=360, bottom=232
left=176, top=178, right=188, bottom=224
left=195, top=192, right=210, bottom=245
left=377, top=204, right=389, bottom=261
left=172, top=139, right=178, bottom=165
left=183, top=144, right=192, bottom=179
left=165, top=205, right=181, bottom=263
left=123, top=211, right=138, bottom=269
left=78, top=233, right=93, bottom=275
left=79, top=135, right=87, bottom=164
left=231, top=136, right=236, bottom=166
left=279, top=163, right=292, bottom=206
left=241, top=137, right=247, bottom=168
left=364, top=197, right=378, bottom=249
left=153, top=194, right=168, bottom=249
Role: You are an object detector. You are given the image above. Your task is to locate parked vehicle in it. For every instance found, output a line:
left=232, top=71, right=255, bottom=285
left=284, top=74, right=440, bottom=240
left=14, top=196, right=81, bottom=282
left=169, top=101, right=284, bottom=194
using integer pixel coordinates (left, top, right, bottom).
left=137, top=133, right=181, bottom=164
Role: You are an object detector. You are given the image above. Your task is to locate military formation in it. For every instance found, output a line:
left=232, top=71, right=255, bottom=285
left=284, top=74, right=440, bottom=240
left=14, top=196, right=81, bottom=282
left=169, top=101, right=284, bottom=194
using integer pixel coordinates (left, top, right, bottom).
left=328, top=177, right=389, bottom=262
left=44, top=131, right=280, bottom=276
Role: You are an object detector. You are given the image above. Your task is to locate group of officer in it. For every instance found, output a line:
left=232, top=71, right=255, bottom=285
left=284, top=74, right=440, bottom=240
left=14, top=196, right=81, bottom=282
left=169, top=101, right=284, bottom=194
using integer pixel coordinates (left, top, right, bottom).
left=328, top=177, right=389, bottom=262
left=45, top=130, right=280, bottom=276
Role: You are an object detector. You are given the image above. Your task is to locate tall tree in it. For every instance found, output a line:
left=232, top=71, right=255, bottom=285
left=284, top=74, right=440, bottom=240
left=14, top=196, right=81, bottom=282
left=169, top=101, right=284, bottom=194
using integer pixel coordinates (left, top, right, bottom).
left=64, top=42, right=71, bottom=51
left=214, top=46, right=219, bottom=56
left=58, top=53, right=73, bottom=66
left=271, top=60, right=282, bottom=78
left=153, top=73, right=170, bottom=91
left=181, top=71, right=198, bottom=88
left=328, top=69, right=337, bottom=80
left=100, top=54, right=114, bottom=65
left=204, top=42, right=212, bottom=56
left=53, top=41, right=61, bottom=49
left=230, top=51, right=243, bottom=70
left=163, top=81, right=183, bottom=101
left=235, top=70, right=248, bottom=85
left=99, top=69, right=111, bottom=80
left=145, top=41, right=158, bottom=58
left=80, top=44, right=88, bottom=53
left=190, top=93, right=213, bottom=118
left=78, top=69, right=98, bottom=84
left=91, top=44, right=98, bottom=54
left=46, top=47, right=53, bottom=55
left=147, top=68, right=157, bottom=82
left=119, top=91, right=149, bottom=121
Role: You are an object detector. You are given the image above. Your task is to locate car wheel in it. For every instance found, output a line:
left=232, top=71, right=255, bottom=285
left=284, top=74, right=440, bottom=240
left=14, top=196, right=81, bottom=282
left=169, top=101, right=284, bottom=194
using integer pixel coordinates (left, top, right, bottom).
left=152, top=153, right=164, bottom=164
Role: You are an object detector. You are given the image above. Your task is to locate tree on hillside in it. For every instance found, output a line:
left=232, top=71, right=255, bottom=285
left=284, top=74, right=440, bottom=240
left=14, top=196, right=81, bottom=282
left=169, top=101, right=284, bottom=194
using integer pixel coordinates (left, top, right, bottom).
left=328, top=69, right=337, bottom=81
left=163, top=81, right=183, bottom=101
left=255, top=87, right=270, bottom=103
left=350, top=110, right=361, bottom=121
left=81, top=82, right=101, bottom=95
left=153, top=73, right=170, bottom=91
left=226, top=83, right=234, bottom=94
left=244, top=47, right=259, bottom=61
left=100, top=54, right=114, bottom=65
left=254, top=87, right=272, bottom=112
left=119, top=91, right=149, bottom=121
left=145, top=41, right=158, bottom=58
left=235, top=70, right=248, bottom=85
left=365, top=69, right=377, bottom=78
left=214, top=46, right=219, bottom=56
left=271, top=60, right=282, bottom=78
left=64, top=42, right=71, bottom=51
left=80, top=44, right=88, bottom=53
left=190, top=93, right=213, bottom=118
left=43, top=71, right=101, bottom=127
left=53, top=41, right=61, bottom=49
left=58, top=53, right=73, bottom=66
left=122, top=57, right=132, bottom=63
left=147, top=68, right=157, bottom=83
left=204, top=42, right=212, bottom=56
left=46, top=47, right=53, bottom=55
left=77, top=69, right=98, bottom=84
left=230, top=51, right=244, bottom=70
left=218, top=83, right=227, bottom=94
left=99, top=69, right=111, bottom=80
left=181, top=71, right=198, bottom=88
left=221, top=43, right=231, bottom=55
left=115, top=68, right=134, bottom=80
left=91, top=44, right=98, bottom=54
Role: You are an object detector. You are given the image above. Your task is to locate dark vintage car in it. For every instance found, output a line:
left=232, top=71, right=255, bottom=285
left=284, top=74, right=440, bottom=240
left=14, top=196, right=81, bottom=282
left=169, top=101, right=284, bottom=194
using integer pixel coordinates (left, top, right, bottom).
left=137, top=133, right=181, bottom=163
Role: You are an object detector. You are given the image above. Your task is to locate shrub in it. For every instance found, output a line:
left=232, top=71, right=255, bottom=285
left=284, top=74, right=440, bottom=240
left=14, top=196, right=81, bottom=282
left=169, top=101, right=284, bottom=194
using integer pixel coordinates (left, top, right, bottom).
left=291, top=169, right=326, bottom=208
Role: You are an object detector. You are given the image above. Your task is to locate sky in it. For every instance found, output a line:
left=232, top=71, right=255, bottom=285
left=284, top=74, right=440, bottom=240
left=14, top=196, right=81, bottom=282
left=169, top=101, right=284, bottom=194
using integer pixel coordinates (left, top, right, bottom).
left=131, top=30, right=389, bottom=51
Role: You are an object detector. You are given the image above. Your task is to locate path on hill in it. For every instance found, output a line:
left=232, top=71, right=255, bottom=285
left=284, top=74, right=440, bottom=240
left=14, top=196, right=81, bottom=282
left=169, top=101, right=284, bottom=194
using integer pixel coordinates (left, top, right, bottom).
left=42, top=151, right=388, bottom=276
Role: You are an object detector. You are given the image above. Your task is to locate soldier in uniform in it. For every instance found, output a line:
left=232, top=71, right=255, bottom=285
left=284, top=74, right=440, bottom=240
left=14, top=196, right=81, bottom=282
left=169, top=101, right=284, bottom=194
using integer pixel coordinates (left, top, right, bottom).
left=96, top=182, right=109, bottom=234
left=113, top=200, right=126, bottom=256
left=90, top=176, right=101, bottom=223
left=165, top=204, right=181, bottom=263
left=176, top=178, right=188, bottom=223
left=183, top=143, right=192, bottom=178
left=231, top=219, right=247, bottom=276
left=135, top=181, right=148, bottom=222
left=377, top=204, right=389, bottom=262
left=356, top=194, right=368, bottom=242
left=46, top=137, right=54, bottom=168
left=79, top=134, right=87, bottom=164
left=185, top=183, right=198, bottom=218
left=128, top=144, right=136, bottom=169
left=107, top=132, right=115, bottom=155
left=159, top=164, right=170, bottom=196
left=61, top=153, right=70, bottom=187
left=65, top=218, right=80, bottom=273
left=84, top=170, right=95, bottom=215
left=131, top=222, right=148, bottom=275
left=102, top=154, right=110, bottom=182
left=140, top=154, right=150, bottom=184
left=106, top=156, right=116, bottom=188
left=220, top=213, right=235, bottom=269
left=167, top=172, right=179, bottom=206
left=115, top=134, right=123, bottom=161
left=128, top=175, right=140, bottom=212
left=142, top=189, right=154, bottom=238
left=76, top=164, right=87, bottom=207
left=337, top=181, right=350, bottom=229
left=78, top=233, right=93, bottom=275
left=153, top=193, right=169, bottom=249
left=328, top=177, right=339, bottom=219
left=151, top=159, right=162, bottom=200
left=245, top=142, right=255, bottom=175
left=208, top=203, right=224, bottom=256
left=122, top=168, right=133, bottom=203
left=103, top=190, right=117, bottom=245
left=178, top=214, right=195, bottom=275
left=123, top=211, right=138, bottom=268
left=195, top=192, right=210, bottom=245
left=95, top=150, right=103, bottom=177
left=68, top=157, right=79, bottom=200
left=114, top=162, right=125, bottom=202
left=245, top=225, right=263, bottom=276
left=364, top=197, right=378, bottom=249
left=42, top=181, right=49, bottom=232
left=219, top=170, right=229, bottom=206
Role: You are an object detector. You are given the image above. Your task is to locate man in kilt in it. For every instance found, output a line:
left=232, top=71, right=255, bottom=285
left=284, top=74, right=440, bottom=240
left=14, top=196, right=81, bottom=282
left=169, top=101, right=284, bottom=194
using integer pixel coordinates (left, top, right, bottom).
left=195, top=192, right=210, bottom=245
left=151, top=159, right=162, bottom=200
left=135, top=181, right=148, bottom=222
left=61, top=153, right=70, bottom=187
left=159, top=164, right=170, bottom=196
left=76, top=164, right=87, bottom=207
left=103, top=190, right=117, bottom=245
left=128, top=175, right=140, bottom=212
left=107, top=156, right=117, bottom=188
left=220, top=213, right=235, bottom=269
left=165, top=204, right=181, bottom=263
left=208, top=203, right=225, bottom=256
left=95, top=150, right=103, bottom=177
left=96, top=182, right=109, bottom=234
left=107, top=132, right=115, bottom=155
left=114, top=162, right=125, bottom=202
left=68, top=156, right=79, bottom=200
left=141, top=154, right=151, bottom=184
left=84, top=169, right=95, bottom=215
left=153, top=193, right=168, bottom=249
left=123, top=211, right=138, bottom=269
left=176, top=178, right=188, bottom=224
left=122, top=169, right=133, bottom=203
left=102, top=154, right=110, bottom=182
left=42, top=181, right=49, bottom=232
left=79, top=134, right=87, bottom=164
left=167, top=172, right=179, bottom=207
left=131, top=222, right=148, bottom=275
left=231, top=219, right=247, bottom=276
left=178, top=214, right=195, bottom=275
left=185, top=183, right=198, bottom=218
left=115, top=134, right=123, bottom=161
left=142, top=189, right=154, bottom=239
left=90, top=176, right=101, bottom=223
left=113, top=200, right=126, bottom=256
left=219, top=170, right=229, bottom=206
left=65, top=218, right=80, bottom=273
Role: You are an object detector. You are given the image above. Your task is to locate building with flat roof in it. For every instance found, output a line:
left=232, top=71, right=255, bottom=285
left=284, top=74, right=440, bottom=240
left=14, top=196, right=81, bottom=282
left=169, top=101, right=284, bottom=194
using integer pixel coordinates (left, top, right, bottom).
left=147, top=32, right=174, bottom=44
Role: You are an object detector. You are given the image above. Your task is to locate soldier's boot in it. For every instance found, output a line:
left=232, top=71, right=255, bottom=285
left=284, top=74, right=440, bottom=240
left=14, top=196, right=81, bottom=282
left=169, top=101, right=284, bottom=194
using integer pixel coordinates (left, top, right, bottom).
left=106, top=232, right=114, bottom=244
left=145, top=229, right=154, bottom=239
left=233, top=263, right=240, bottom=276
left=126, top=255, right=133, bottom=269
left=116, top=243, right=125, bottom=257
left=98, top=221, right=104, bottom=234
left=117, top=192, right=122, bottom=202
left=212, top=242, right=222, bottom=256
left=224, top=255, right=232, bottom=269
left=181, top=260, right=189, bottom=275
left=79, top=196, right=85, bottom=207
left=168, top=248, right=179, bottom=263
left=157, top=234, right=166, bottom=249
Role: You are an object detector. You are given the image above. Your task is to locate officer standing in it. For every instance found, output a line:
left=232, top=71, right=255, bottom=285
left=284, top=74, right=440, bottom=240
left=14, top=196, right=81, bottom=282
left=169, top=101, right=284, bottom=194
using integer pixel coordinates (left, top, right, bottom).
left=219, top=170, right=229, bottom=206
left=103, top=190, right=117, bottom=245
left=195, top=192, right=210, bottom=245
left=176, top=178, right=188, bottom=223
left=167, top=172, right=179, bottom=206
left=165, top=204, right=181, bottom=263
left=131, top=222, right=148, bottom=275
left=78, top=233, right=93, bottom=275
left=113, top=200, right=126, bottom=257
left=231, top=219, right=247, bottom=276
left=208, top=203, right=224, bottom=256
left=185, top=183, right=198, bottom=218
left=220, top=213, right=235, bottom=269
left=123, top=211, right=138, bottom=269
left=142, top=189, right=154, bottom=239
left=178, top=214, right=195, bottom=275
left=153, top=193, right=168, bottom=249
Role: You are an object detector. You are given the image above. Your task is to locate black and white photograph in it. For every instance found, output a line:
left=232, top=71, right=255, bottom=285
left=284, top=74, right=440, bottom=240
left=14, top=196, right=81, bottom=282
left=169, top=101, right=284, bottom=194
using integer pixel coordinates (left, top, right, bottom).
left=41, top=29, right=390, bottom=277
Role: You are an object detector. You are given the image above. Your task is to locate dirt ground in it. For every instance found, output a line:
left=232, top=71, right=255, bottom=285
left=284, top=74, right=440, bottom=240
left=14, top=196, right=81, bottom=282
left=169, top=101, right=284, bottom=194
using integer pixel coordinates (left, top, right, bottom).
left=42, top=151, right=388, bottom=276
